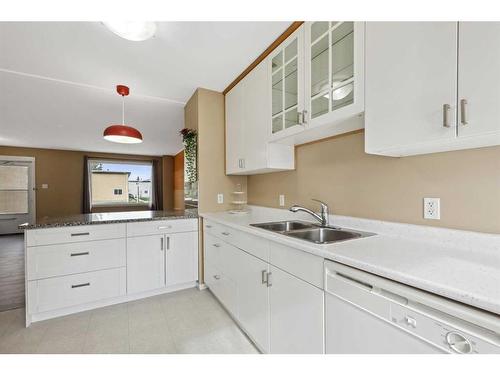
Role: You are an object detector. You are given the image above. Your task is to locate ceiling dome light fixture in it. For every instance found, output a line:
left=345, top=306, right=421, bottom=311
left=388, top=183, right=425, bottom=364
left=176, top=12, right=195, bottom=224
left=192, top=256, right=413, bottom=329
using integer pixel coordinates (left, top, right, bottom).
left=103, top=21, right=157, bottom=41
left=103, top=85, right=143, bottom=144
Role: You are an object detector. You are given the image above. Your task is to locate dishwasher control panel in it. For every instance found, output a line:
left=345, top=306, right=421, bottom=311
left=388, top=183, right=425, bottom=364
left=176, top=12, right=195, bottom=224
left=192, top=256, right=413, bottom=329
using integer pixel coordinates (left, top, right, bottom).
left=390, top=302, right=499, bottom=354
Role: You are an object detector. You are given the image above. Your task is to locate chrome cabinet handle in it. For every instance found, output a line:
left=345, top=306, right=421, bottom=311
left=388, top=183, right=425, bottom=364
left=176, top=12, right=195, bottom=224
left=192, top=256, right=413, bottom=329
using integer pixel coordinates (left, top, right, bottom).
left=302, top=110, right=308, bottom=125
left=212, top=243, right=221, bottom=248
left=261, top=270, right=268, bottom=284
left=266, top=272, right=272, bottom=287
left=160, top=237, right=164, bottom=251
left=70, top=251, right=89, bottom=257
left=71, top=282, right=90, bottom=289
left=158, top=225, right=172, bottom=230
left=71, top=232, right=89, bottom=237
left=166, top=236, right=170, bottom=250
left=213, top=275, right=221, bottom=280
left=443, top=104, right=451, bottom=128
left=221, top=232, right=230, bottom=236
left=460, top=99, right=468, bottom=125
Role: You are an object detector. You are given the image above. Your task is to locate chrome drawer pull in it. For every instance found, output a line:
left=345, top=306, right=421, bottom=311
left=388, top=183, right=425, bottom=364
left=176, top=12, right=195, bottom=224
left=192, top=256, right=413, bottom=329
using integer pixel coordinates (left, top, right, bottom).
left=158, top=225, right=172, bottom=230
left=71, top=282, right=90, bottom=289
left=212, top=243, right=221, bottom=248
left=71, top=232, right=90, bottom=237
left=443, top=104, right=451, bottom=128
left=70, top=251, right=89, bottom=257
left=213, top=275, right=221, bottom=280
left=261, top=270, right=268, bottom=284
left=221, top=232, right=230, bottom=236
left=460, top=99, right=468, bottom=125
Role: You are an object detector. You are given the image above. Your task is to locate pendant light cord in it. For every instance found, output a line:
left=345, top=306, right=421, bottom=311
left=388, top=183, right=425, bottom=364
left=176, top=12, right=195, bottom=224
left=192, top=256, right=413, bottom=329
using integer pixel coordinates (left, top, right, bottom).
left=122, top=95, right=125, bottom=125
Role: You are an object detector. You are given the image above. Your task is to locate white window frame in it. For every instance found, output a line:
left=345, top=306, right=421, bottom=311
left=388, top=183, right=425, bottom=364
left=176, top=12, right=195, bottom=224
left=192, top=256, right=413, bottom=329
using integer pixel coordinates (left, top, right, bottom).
left=87, top=158, right=154, bottom=209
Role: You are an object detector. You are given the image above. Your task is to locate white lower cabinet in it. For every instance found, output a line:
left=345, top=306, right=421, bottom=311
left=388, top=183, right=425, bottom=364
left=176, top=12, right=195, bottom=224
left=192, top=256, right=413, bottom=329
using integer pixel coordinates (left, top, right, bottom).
left=25, top=219, right=199, bottom=325
left=127, top=235, right=166, bottom=294
left=268, top=265, right=324, bottom=354
left=236, top=249, right=270, bottom=352
left=203, top=219, right=325, bottom=354
left=128, top=231, right=199, bottom=294
left=166, top=232, right=199, bottom=286
left=28, top=268, right=126, bottom=314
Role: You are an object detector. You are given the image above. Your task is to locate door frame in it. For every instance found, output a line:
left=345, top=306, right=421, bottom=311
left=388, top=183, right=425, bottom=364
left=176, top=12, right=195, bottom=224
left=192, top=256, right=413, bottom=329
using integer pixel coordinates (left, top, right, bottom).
left=0, top=155, right=36, bottom=230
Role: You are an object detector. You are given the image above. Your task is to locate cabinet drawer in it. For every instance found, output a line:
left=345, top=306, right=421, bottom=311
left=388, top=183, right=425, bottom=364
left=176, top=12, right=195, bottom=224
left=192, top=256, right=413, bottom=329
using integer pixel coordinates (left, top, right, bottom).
left=269, top=242, right=324, bottom=289
left=27, top=267, right=126, bottom=314
left=27, top=238, right=126, bottom=280
left=26, top=224, right=126, bottom=247
left=210, top=222, right=269, bottom=261
left=127, top=219, right=198, bottom=237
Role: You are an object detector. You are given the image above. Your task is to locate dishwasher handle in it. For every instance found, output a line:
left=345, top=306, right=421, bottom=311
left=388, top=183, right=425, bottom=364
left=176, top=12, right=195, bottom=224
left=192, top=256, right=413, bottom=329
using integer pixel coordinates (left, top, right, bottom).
left=326, top=269, right=373, bottom=292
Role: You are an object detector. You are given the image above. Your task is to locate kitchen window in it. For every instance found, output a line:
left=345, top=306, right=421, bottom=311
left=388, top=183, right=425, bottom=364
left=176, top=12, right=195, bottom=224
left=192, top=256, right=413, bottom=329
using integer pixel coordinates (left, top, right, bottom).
left=86, top=159, right=154, bottom=209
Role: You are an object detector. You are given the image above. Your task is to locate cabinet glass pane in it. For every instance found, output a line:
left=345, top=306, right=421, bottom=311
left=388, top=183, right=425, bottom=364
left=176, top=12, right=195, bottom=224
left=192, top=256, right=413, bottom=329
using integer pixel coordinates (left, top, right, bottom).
left=284, top=58, right=298, bottom=110
left=331, top=22, right=354, bottom=87
left=272, top=115, right=283, bottom=134
left=311, top=94, right=329, bottom=119
left=311, top=35, right=329, bottom=97
left=331, top=82, right=354, bottom=110
left=284, top=107, right=299, bottom=128
left=272, top=72, right=283, bottom=116
left=284, top=38, right=298, bottom=62
left=311, top=22, right=329, bottom=43
left=272, top=51, right=283, bottom=74
left=0, top=191, right=28, bottom=214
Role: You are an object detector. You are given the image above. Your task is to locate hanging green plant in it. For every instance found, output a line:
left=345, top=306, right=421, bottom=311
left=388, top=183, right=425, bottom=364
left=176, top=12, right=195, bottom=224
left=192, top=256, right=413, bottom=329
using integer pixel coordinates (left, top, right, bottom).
left=180, top=128, right=198, bottom=183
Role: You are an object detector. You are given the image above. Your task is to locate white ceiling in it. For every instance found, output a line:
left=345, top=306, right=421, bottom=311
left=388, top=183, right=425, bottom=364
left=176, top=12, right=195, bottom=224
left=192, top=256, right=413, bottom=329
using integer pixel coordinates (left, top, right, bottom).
left=0, top=22, right=290, bottom=155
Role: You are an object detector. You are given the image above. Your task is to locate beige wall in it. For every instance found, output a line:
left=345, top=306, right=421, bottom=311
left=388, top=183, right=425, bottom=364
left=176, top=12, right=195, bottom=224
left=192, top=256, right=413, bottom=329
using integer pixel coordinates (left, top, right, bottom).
left=195, top=88, right=246, bottom=213
left=248, top=128, right=500, bottom=234
left=0, top=146, right=174, bottom=219
left=91, top=173, right=129, bottom=204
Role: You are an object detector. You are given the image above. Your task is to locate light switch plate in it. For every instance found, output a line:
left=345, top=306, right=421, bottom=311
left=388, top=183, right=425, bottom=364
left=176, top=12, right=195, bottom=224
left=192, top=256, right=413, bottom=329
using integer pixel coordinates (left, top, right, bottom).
left=423, top=198, right=440, bottom=220
left=279, top=194, right=285, bottom=207
left=41, top=184, right=48, bottom=189
left=217, top=193, right=224, bottom=204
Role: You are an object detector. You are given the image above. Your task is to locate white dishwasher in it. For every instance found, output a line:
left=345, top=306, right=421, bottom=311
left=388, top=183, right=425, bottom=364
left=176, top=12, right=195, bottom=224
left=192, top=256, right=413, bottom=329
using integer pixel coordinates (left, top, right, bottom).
left=325, top=261, right=500, bottom=354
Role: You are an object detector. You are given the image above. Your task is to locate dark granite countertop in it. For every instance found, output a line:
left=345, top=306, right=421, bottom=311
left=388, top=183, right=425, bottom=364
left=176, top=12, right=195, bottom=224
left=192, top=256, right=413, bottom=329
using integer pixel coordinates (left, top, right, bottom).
left=19, top=209, right=198, bottom=230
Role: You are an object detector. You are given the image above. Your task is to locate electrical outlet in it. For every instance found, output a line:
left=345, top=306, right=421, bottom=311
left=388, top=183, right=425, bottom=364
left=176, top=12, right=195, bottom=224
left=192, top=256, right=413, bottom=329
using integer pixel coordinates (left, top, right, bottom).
left=279, top=194, right=285, bottom=207
left=423, top=198, right=440, bottom=220
left=217, top=193, right=224, bottom=204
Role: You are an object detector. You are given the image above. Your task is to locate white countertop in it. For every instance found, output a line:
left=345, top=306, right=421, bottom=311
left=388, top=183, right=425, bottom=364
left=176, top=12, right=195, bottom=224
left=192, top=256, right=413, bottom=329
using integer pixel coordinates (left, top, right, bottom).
left=200, top=206, right=500, bottom=315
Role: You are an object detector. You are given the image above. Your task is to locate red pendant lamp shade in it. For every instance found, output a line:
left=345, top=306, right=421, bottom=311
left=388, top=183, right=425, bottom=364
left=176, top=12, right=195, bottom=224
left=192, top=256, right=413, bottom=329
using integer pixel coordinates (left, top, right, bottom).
left=103, top=85, right=143, bottom=144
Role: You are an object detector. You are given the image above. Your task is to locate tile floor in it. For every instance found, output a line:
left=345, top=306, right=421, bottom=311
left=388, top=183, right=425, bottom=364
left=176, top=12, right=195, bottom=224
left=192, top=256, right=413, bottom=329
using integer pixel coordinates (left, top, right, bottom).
left=0, top=288, right=259, bottom=354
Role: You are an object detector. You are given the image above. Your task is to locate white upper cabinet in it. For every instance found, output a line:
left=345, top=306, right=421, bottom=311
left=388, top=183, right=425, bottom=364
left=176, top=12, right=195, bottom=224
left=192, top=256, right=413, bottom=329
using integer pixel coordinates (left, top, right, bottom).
left=457, top=22, right=500, bottom=141
left=270, top=22, right=365, bottom=145
left=303, top=22, right=365, bottom=135
left=225, top=22, right=365, bottom=175
left=365, top=22, right=500, bottom=157
left=270, top=27, right=305, bottom=139
left=225, top=57, right=295, bottom=175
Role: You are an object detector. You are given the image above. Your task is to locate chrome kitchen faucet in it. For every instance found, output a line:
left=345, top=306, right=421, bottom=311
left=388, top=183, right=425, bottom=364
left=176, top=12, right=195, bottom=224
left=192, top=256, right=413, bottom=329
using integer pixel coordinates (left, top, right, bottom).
left=289, top=199, right=330, bottom=227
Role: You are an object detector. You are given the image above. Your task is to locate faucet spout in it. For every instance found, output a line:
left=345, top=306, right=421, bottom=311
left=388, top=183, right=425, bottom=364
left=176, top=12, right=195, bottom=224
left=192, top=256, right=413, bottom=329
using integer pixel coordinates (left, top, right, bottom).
left=289, top=199, right=330, bottom=227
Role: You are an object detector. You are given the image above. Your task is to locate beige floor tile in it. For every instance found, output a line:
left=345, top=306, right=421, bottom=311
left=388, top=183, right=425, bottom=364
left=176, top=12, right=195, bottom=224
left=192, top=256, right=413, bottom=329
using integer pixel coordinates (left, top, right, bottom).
left=129, top=324, right=177, bottom=354
left=0, top=287, right=258, bottom=354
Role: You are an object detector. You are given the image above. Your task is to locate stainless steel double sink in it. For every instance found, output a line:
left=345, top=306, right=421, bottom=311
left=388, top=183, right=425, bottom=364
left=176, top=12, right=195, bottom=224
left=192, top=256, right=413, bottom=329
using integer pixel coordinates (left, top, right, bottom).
left=250, top=220, right=374, bottom=245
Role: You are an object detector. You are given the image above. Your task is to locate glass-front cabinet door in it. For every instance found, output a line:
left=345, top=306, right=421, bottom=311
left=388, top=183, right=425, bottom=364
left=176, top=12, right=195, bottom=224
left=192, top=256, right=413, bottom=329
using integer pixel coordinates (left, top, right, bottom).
left=269, top=28, right=305, bottom=139
left=305, top=21, right=364, bottom=128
